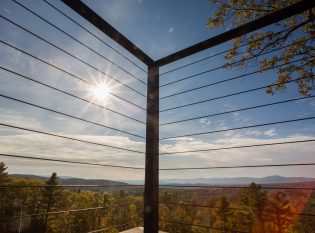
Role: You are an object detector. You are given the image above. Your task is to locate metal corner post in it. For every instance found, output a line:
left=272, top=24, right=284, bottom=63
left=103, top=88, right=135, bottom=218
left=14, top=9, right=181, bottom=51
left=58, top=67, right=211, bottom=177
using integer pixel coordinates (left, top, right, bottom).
left=144, top=64, right=159, bottom=233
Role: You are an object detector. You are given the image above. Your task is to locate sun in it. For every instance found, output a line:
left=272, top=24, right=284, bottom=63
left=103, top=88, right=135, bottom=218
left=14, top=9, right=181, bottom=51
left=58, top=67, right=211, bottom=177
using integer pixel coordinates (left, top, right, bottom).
left=90, top=83, right=110, bottom=101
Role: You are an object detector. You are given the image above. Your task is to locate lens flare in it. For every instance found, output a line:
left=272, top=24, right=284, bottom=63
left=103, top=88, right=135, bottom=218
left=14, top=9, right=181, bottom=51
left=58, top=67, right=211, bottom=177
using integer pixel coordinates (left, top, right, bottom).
left=91, top=83, right=110, bottom=101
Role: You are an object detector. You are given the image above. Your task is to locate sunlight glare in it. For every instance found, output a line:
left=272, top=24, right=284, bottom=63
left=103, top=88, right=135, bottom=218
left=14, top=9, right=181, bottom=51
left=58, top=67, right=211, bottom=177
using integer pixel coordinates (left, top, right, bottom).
left=91, top=83, right=110, bottom=101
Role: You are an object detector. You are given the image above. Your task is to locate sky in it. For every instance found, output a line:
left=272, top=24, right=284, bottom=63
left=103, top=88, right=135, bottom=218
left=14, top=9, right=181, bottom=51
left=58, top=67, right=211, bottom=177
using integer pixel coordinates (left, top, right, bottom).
left=0, top=0, right=314, bottom=182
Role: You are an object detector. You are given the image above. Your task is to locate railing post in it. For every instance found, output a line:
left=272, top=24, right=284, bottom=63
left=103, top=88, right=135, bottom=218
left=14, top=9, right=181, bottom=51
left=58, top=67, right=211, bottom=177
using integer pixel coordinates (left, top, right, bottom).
left=144, top=64, right=159, bottom=233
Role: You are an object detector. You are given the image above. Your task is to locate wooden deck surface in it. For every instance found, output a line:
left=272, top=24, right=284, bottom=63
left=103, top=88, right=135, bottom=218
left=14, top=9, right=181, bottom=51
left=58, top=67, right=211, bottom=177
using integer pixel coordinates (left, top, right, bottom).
left=120, top=227, right=167, bottom=233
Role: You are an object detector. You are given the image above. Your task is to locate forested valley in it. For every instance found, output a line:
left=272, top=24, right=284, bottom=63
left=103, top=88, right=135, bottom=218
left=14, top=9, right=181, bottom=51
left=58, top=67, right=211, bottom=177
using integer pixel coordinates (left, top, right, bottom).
left=0, top=162, right=314, bottom=233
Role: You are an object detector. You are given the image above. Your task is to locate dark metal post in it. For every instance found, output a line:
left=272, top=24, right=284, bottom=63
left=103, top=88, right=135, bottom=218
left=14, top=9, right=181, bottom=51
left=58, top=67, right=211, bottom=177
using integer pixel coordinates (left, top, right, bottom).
left=144, top=64, right=159, bottom=233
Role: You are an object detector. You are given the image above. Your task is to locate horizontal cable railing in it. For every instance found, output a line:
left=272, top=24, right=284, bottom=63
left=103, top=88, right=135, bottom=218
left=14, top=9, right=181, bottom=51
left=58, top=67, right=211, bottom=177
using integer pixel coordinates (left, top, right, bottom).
left=1, top=3, right=147, bottom=231
left=3, top=153, right=314, bottom=171
left=0, top=123, right=145, bottom=154
left=159, top=202, right=315, bottom=217
left=0, top=66, right=145, bottom=124
left=0, top=94, right=145, bottom=139
left=88, top=220, right=144, bottom=233
left=1, top=1, right=315, bottom=232
left=160, top=39, right=310, bottom=88
left=0, top=153, right=145, bottom=170
left=12, top=0, right=146, bottom=85
left=1, top=183, right=311, bottom=193
left=0, top=40, right=145, bottom=110
left=0, top=203, right=143, bottom=222
left=160, top=116, right=315, bottom=140
left=160, top=96, right=314, bottom=126
left=160, top=219, right=249, bottom=233
left=42, top=0, right=146, bottom=73
left=160, top=24, right=302, bottom=76
left=0, top=184, right=144, bottom=189
left=0, top=15, right=146, bottom=97
left=160, top=58, right=309, bottom=100
left=159, top=139, right=315, bottom=155
left=0, top=184, right=143, bottom=189
left=160, top=75, right=313, bottom=112
left=158, top=2, right=315, bottom=230
left=159, top=185, right=315, bottom=191
left=159, top=162, right=315, bottom=170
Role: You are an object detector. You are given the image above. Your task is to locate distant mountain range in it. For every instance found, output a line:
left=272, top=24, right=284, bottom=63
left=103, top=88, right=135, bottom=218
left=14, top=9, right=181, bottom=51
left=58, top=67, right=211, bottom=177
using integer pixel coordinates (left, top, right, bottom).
left=124, top=176, right=315, bottom=185
left=11, top=174, right=315, bottom=186
left=11, top=174, right=128, bottom=187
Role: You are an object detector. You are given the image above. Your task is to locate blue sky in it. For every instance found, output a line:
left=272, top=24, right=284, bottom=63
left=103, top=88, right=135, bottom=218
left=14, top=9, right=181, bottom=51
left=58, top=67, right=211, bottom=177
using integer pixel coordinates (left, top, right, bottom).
left=0, top=0, right=314, bottom=181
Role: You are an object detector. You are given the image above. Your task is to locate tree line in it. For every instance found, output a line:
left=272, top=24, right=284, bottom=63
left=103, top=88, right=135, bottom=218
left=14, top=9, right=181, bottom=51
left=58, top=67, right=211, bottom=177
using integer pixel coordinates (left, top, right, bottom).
left=0, top=162, right=142, bottom=233
left=1, top=162, right=314, bottom=233
left=159, top=183, right=315, bottom=233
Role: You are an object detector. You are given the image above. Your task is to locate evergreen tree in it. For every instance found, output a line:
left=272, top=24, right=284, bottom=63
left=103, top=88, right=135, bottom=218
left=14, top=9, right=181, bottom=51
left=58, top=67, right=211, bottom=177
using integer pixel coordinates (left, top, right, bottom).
left=42, top=172, right=60, bottom=233
left=214, top=196, right=234, bottom=232
left=0, top=162, right=8, bottom=185
left=238, top=183, right=267, bottom=233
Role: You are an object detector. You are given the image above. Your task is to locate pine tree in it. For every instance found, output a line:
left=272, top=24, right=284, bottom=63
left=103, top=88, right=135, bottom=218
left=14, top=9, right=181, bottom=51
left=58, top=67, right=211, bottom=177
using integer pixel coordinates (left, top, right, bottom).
left=42, top=172, right=60, bottom=233
left=214, top=196, right=234, bottom=232
left=0, top=162, right=8, bottom=185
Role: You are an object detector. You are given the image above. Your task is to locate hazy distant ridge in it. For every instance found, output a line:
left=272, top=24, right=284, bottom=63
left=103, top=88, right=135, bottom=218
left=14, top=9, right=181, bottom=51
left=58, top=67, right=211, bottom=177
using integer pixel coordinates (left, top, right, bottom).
left=158, top=176, right=315, bottom=185
left=11, top=174, right=315, bottom=185
left=11, top=174, right=128, bottom=186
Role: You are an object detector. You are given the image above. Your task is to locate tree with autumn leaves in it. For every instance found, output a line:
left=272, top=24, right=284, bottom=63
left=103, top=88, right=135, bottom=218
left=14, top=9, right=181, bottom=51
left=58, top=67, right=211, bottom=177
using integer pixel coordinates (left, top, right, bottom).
left=207, top=0, right=314, bottom=96
left=237, top=183, right=268, bottom=233
left=0, top=162, right=314, bottom=232
left=0, top=163, right=143, bottom=233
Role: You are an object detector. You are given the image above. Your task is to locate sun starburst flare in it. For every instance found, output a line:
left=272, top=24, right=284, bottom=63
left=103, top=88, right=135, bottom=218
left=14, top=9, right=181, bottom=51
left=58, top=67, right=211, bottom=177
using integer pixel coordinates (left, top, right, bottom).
left=90, top=83, right=111, bottom=101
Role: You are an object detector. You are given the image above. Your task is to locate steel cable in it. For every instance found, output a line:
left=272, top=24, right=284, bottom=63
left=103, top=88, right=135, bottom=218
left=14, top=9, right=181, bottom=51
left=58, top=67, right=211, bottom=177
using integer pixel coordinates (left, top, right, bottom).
left=160, top=219, right=249, bottom=232
left=0, top=153, right=144, bottom=170
left=0, top=204, right=143, bottom=222
left=159, top=162, right=315, bottom=170
left=160, top=57, right=307, bottom=99
left=161, top=39, right=309, bottom=87
left=159, top=116, right=315, bottom=140
left=160, top=96, right=314, bottom=126
left=0, top=123, right=145, bottom=154
left=12, top=0, right=146, bottom=85
left=0, top=94, right=145, bottom=139
left=0, top=40, right=145, bottom=111
left=159, top=139, right=315, bottom=155
left=0, top=184, right=143, bottom=188
left=160, top=26, right=297, bottom=76
left=0, top=15, right=146, bottom=97
left=0, top=66, right=145, bottom=124
left=160, top=76, right=311, bottom=112
left=159, top=185, right=315, bottom=191
left=160, top=202, right=315, bottom=217
left=42, top=0, right=146, bottom=73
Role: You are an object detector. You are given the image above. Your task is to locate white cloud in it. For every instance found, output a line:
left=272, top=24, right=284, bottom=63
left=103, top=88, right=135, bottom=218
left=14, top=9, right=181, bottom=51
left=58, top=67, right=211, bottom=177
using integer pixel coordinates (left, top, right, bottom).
left=199, top=117, right=211, bottom=126
left=244, top=129, right=262, bottom=136
left=159, top=135, right=315, bottom=179
left=165, top=137, right=194, bottom=142
left=0, top=133, right=145, bottom=180
left=0, top=109, right=42, bottom=130
left=168, top=27, right=174, bottom=33
left=263, top=128, right=277, bottom=137
left=1, top=131, right=315, bottom=180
